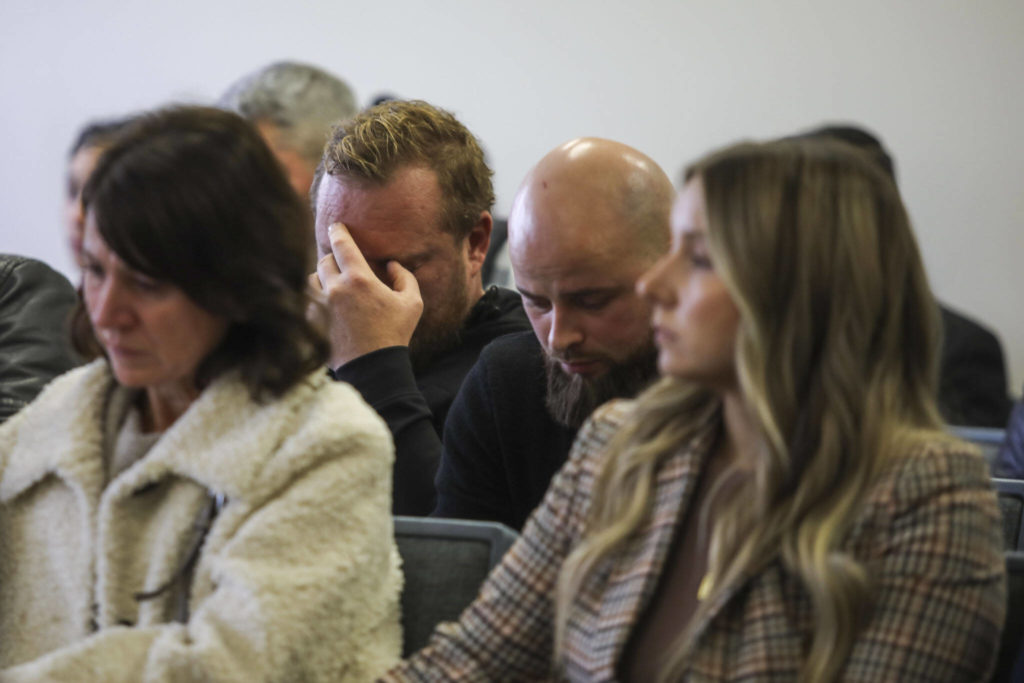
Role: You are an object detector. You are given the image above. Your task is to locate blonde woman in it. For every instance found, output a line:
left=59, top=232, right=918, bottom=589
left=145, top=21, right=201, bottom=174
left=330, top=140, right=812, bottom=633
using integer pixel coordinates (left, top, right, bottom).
left=382, top=139, right=1006, bottom=681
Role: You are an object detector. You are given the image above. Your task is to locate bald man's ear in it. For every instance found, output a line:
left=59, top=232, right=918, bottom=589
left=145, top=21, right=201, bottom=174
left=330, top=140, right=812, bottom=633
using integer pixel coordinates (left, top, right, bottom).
left=464, top=210, right=493, bottom=277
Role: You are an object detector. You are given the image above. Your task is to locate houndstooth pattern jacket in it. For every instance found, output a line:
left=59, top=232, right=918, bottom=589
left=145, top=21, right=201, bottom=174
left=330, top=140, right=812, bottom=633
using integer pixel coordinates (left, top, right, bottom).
left=384, top=400, right=1006, bottom=682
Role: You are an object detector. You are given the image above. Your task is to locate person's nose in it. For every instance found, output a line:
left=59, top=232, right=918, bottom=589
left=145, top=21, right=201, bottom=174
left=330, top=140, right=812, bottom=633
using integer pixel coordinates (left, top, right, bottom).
left=637, top=253, right=677, bottom=307
left=90, top=278, right=133, bottom=331
left=547, top=305, right=585, bottom=356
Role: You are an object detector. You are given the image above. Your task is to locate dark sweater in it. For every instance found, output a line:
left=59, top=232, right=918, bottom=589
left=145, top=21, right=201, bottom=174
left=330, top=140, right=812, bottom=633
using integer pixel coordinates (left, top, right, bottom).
left=433, top=331, right=578, bottom=530
left=938, top=305, right=1012, bottom=427
left=332, top=286, right=529, bottom=515
left=995, top=389, right=1024, bottom=478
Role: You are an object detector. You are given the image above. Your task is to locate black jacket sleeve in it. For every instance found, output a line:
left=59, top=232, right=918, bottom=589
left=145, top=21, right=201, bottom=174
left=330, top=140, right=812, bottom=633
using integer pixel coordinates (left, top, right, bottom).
left=938, top=306, right=1012, bottom=427
left=331, top=288, right=530, bottom=516
left=0, top=256, right=81, bottom=422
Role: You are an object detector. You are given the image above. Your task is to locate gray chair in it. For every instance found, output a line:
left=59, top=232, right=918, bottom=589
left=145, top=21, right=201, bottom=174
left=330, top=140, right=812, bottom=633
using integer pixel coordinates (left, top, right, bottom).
left=394, top=516, right=518, bottom=656
left=991, top=552, right=1024, bottom=682
left=994, top=479, right=1024, bottom=551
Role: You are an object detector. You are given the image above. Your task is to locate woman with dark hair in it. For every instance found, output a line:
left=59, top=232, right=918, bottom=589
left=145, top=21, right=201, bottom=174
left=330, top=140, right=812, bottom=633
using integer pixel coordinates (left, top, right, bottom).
left=1, top=107, right=400, bottom=681
left=383, top=139, right=1005, bottom=681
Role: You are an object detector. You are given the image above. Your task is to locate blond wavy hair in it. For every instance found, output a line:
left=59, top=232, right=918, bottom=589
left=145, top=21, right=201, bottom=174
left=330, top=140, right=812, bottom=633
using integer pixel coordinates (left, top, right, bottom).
left=554, top=139, right=948, bottom=682
left=312, top=99, right=493, bottom=240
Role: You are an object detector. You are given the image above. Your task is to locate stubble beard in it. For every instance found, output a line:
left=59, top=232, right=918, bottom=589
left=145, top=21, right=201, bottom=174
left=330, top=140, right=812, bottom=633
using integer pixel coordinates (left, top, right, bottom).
left=408, top=264, right=471, bottom=372
left=543, top=340, right=659, bottom=430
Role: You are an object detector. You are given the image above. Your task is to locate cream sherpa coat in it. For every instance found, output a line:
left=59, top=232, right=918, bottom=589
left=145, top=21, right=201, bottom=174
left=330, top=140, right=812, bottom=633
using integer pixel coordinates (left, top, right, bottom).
left=0, top=360, right=402, bottom=682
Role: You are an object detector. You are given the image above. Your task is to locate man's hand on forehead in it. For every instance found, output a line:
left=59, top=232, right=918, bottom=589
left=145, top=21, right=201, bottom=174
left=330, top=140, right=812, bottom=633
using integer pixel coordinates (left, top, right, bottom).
left=309, top=222, right=424, bottom=370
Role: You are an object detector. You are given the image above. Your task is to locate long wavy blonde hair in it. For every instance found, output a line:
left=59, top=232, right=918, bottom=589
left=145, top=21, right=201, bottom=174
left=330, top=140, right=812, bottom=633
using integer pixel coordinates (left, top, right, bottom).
left=554, top=139, right=947, bottom=681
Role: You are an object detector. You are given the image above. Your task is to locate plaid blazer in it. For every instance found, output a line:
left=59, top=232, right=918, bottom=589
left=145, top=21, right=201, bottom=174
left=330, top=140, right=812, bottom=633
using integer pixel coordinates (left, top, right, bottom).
left=384, top=401, right=1006, bottom=682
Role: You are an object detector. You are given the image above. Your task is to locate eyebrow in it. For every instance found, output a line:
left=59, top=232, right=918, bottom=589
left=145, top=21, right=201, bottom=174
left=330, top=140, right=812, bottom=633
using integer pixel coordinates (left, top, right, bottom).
left=316, top=241, right=433, bottom=266
left=373, top=249, right=434, bottom=266
left=517, top=285, right=627, bottom=300
left=515, top=286, right=540, bottom=299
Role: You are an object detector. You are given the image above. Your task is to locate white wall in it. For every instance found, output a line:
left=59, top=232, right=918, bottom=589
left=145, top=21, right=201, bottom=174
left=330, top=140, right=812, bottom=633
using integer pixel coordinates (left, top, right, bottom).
left=2, top=0, right=1022, bottom=393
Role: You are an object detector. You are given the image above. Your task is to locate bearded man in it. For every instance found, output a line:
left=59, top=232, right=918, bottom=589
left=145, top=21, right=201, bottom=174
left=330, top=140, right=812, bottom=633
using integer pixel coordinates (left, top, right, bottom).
left=432, top=138, right=673, bottom=529
left=310, top=100, right=529, bottom=515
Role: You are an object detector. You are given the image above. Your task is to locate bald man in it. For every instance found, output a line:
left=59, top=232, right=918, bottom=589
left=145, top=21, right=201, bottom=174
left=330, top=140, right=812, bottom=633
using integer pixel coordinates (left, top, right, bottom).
left=433, top=138, right=673, bottom=529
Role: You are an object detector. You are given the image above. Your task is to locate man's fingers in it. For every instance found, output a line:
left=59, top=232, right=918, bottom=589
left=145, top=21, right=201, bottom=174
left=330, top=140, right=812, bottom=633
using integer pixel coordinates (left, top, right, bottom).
left=307, top=271, right=324, bottom=294
left=328, top=222, right=374, bottom=275
left=314, top=252, right=338, bottom=289
left=305, top=273, right=328, bottom=326
left=387, top=260, right=421, bottom=299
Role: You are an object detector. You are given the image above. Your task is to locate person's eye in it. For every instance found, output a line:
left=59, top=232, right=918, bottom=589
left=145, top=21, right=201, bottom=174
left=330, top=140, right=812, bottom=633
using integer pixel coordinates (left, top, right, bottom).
left=681, top=233, right=713, bottom=270
left=80, top=254, right=103, bottom=276
left=131, top=275, right=165, bottom=293
left=574, top=293, right=615, bottom=311
left=523, top=296, right=551, bottom=313
left=83, top=262, right=103, bottom=281
left=400, top=255, right=431, bottom=274
left=684, top=243, right=713, bottom=270
left=690, top=253, right=713, bottom=269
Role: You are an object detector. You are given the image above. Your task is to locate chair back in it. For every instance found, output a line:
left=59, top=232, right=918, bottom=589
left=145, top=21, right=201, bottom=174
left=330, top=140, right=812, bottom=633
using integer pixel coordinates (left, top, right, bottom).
left=994, top=478, right=1024, bottom=551
left=394, top=516, right=518, bottom=656
left=991, top=552, right=1024, bottom=682
left=951, top=426, right=1006, bottom=467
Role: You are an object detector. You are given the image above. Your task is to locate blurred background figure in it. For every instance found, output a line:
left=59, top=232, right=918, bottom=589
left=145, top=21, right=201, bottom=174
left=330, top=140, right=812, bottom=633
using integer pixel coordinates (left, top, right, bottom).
left=797, top=123, right=1012, bottom=428
left=0, top=106, right=400, bottom=681
left=997, top=398, right=1024, bottom=478
left=220, top=60, right=358, bottom=199
left=65, top=117, right=133, bottom=266
left=0, top=254, right=81, bottom=423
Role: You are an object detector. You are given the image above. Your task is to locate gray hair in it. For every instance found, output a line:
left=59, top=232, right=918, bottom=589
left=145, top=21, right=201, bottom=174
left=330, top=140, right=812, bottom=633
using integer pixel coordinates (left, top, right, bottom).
left=219, top=61, right=358, bottom=165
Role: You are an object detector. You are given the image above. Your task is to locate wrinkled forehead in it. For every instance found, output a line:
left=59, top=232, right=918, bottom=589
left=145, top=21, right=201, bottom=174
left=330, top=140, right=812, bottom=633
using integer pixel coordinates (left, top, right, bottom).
left=316, top=169, right=443, bottom=229
left=313, top=174, right=346, bottom=230
left=510, top=222, right=651, bottom=297
left=313, top=171, right=453, bottom=264
left=512, top=188, right=650, bottom=269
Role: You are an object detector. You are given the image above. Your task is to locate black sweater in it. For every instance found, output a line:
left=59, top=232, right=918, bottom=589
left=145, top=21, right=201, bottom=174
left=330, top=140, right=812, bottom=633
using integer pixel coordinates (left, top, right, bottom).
left=332, top=286, right=529, bottom=515
left=938, top=305, right=1011, bottom=427
left=433, top=331, right=578, bottom=530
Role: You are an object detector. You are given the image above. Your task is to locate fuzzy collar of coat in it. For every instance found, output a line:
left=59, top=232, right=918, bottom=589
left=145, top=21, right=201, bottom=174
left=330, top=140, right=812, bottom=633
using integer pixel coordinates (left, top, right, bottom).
left=0, top=360, right=380, bottom=505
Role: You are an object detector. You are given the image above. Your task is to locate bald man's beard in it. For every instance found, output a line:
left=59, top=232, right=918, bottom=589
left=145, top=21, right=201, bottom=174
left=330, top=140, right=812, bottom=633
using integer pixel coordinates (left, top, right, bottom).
left=543, top=342, right=659, bottom=429
left=409, top=264, right=471, bottom=372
